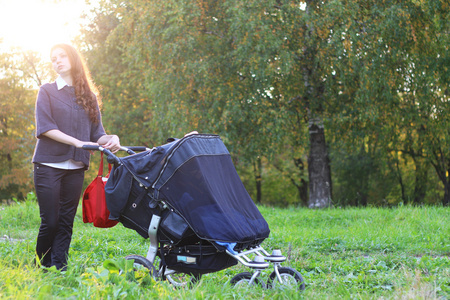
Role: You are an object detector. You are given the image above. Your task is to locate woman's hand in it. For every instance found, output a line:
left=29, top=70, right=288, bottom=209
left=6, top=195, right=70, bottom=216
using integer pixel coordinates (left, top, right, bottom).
left=98, top=135, right=121, bottom=153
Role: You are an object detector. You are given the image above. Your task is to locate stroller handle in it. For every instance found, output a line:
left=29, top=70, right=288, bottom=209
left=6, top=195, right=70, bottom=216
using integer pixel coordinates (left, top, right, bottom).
left=82, top=145, right=150, bottom=165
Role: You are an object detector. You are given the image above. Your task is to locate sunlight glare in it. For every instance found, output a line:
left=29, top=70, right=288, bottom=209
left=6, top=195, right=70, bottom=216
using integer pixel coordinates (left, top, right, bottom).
left=0, top=0, right=94, bottom=58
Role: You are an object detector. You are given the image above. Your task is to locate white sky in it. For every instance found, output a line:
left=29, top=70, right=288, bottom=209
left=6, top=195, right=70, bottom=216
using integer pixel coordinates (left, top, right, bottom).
left=0, top=0, right=96, bottom=58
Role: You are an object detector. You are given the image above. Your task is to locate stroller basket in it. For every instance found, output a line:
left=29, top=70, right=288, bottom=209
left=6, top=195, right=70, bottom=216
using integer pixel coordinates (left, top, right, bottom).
left=162, top=244, right=238, bottom=276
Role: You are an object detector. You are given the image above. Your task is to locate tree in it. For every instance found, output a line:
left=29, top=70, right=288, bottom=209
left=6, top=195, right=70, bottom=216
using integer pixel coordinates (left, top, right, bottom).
left=0, top=49, right=50, bottom=200
left=78, top=0, right=449, bottom=207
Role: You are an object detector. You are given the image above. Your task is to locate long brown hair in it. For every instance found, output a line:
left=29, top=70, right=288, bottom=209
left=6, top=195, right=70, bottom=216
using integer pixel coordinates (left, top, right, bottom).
left=51, top=44, right=102, bottom=123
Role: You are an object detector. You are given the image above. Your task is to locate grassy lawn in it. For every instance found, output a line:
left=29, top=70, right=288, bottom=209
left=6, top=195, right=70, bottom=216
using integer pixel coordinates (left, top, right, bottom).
left=0, top=196, right=449, bottom=299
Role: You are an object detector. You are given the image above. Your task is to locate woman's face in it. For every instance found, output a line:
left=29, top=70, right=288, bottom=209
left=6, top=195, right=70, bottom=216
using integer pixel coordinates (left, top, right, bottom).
left=51, top=48, right=71, bottom=76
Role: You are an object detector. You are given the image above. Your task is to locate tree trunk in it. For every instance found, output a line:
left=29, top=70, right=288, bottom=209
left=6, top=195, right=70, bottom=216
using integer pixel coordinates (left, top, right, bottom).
left=430, top=160, right=450, bottom=206
left=287, top=174, right=308, bottom=206
left=253, top=157, right=262, bottom=204
left=297, top=182, right=308, bottom=206
left=394, top=157, right=406, bottom=204
left=444, top=171, right=450, bottom=207
left=412, top=156, right=428, bottom=205
left=307, top=117, right=332, bottom=208
left=293, top=157, right=308, bottom=206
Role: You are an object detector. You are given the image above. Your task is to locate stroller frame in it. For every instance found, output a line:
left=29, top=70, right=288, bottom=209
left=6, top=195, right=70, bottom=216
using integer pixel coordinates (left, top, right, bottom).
left=83, top=136, right=305, bottom=290
left=142, top=212, right=304, bottom=289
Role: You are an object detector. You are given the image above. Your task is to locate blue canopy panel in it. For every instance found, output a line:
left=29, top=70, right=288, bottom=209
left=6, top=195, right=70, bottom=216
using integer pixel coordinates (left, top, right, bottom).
left=153, top=135, right=270, bottom=245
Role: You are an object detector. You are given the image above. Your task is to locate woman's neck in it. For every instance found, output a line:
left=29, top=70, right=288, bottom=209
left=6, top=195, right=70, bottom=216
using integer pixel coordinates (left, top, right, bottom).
left=60, top=74, right=73, bottom=86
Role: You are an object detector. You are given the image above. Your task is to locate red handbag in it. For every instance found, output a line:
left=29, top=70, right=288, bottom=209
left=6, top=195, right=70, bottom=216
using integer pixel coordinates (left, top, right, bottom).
left=82, top=152, right=119, bottom=228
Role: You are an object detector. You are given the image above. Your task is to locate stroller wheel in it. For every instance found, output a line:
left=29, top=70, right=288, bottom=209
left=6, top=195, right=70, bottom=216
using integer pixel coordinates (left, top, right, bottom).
left=267, top=267, right=305, bottom=291
left=165, top=271, right=201, bottom=288
left=230, top=272, right=265, bottom=288
left=125, top=255, right=157, bottom=277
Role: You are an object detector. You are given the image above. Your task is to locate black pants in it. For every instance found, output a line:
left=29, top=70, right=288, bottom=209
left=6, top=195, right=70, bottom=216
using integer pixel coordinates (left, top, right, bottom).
left=34, top=163, right=85, bottom=270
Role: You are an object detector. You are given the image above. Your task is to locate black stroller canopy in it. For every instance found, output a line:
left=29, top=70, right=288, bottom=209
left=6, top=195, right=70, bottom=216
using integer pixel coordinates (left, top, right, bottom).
left=105, top=134, right=270, bottom=247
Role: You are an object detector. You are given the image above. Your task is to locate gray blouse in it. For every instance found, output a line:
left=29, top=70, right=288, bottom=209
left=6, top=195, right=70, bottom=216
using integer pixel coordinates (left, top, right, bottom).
left=32, top=81, right=106, bottom=169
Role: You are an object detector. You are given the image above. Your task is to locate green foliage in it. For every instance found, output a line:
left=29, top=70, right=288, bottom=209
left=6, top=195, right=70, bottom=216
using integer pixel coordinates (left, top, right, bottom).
left=0, top=49, right=50, bottom=200
left=0, top=200, right=449, bottom=298
left=75, top=0, right=449, bottom=206
left=0, top=0, right=448, bottom=207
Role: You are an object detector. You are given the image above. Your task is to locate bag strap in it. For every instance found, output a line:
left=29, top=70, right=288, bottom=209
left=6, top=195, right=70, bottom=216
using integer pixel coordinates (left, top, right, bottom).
left=98, top=152, right=112, bottom=177
left=98, top=152, right=104, bottom=176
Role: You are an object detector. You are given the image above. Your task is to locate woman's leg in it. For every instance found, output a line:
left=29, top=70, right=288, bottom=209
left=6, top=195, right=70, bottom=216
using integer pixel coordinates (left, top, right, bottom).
left=51, top=168, right=85, bottom=270
left=34, top=164, right=63, bottom=268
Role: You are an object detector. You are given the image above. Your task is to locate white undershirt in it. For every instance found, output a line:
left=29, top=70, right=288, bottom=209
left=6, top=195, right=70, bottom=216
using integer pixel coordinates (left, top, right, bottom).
left=41, top=160, right=85, bottom=170
left=40, top=76, right=85, bottom=170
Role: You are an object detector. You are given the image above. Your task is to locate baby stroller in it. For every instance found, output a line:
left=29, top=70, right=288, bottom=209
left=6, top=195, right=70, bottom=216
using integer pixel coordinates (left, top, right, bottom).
left=84, top=134, right=305, bottom=289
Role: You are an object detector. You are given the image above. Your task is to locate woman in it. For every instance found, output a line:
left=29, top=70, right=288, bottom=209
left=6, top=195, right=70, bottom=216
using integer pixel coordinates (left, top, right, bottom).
left=32, top=44, right=120, bottom=271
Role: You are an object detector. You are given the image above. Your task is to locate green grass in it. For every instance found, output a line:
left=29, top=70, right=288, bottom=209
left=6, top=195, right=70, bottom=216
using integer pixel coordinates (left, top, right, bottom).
left=0, top=195, right=449, bottom=299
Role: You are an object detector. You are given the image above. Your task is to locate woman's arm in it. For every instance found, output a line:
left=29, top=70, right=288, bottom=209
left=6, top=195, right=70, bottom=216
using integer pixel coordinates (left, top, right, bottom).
left=43, top=130, right=120, bottom=153
left=42, top=129, right=97, bottom=148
